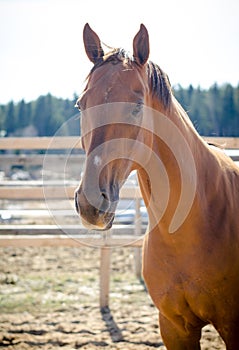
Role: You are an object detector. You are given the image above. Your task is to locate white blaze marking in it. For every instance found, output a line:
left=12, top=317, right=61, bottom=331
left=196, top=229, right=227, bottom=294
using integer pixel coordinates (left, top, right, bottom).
left=94, top=155, right=102, bottom=167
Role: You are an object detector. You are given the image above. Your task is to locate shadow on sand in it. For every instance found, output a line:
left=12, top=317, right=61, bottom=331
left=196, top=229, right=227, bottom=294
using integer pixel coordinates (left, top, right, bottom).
left=100, top=306, right=163, bottom=348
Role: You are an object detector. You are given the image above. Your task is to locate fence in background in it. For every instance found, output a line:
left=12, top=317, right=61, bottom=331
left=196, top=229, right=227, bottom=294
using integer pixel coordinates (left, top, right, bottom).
left=0, top=136, right=239, bottom=307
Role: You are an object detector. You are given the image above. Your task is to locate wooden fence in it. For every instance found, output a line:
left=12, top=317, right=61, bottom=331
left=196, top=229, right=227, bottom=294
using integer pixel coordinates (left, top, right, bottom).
left=0, top=136, right=239, bottom=307
left=0, top=136, right=144, bottom=308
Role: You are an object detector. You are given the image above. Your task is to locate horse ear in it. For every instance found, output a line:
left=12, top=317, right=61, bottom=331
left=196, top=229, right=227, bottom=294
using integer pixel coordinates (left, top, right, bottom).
left=83, top=23, right=104, bottom=64
left=133, top=24, right=150, bottom=65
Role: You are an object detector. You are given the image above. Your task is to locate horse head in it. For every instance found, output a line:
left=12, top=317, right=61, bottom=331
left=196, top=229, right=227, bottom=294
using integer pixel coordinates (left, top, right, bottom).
left=75, top=23, right=154, bottom=230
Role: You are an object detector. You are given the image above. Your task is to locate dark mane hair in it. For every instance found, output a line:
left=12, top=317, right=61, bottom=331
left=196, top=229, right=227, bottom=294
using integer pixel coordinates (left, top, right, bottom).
left=87, top=48, right=172, bottom=108
left=147, top=61, right=172, bottom=108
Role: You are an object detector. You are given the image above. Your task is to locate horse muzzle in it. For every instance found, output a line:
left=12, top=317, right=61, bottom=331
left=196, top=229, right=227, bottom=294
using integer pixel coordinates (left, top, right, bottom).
left=75, top=186, right=118, bottom=230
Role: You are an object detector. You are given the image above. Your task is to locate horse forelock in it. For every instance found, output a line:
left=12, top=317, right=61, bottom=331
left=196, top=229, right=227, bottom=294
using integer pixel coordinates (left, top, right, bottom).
left=88, top=48, right=133, bottom=76
left=86, top=48, right=172, bottom=109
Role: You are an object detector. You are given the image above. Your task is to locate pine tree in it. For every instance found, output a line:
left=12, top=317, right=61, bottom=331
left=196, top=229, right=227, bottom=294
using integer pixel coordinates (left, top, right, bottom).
left=17, top=99, right=30, bottom=129
left=207, top=83, right=220, bottom=136
left=221, top=84, right=236, bottom=136
left=0, top=105, right=6, bottom=132
left=5, top=101, right=16, bottom=135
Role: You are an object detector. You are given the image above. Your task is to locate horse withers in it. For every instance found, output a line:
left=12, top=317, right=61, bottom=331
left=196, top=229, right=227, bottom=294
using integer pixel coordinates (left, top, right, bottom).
left=75, top=23, right=239, bottom=349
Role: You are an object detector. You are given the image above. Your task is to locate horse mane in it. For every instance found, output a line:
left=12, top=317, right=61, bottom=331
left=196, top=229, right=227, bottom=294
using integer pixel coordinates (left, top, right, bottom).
left=147, top=61, right=172, bottom=109
left=87, top=48, right=172, bottom=109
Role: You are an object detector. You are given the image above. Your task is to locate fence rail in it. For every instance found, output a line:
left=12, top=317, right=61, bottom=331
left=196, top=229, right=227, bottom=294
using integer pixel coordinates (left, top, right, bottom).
left=0, top=136, right=82, bottom=149
left=1, top=136, right=238, bottom=307
left=0, top=185, right=142, bottom=200
left=1, top=136, right=239, bottom=149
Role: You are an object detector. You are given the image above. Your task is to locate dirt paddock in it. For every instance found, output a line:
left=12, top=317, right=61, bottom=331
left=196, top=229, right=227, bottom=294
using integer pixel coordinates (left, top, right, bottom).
left=0, top=246, right=225, bottom=349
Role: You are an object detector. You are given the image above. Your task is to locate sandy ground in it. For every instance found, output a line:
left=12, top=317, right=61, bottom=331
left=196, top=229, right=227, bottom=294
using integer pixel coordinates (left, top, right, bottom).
left=0, top=246, right=226, bottom=349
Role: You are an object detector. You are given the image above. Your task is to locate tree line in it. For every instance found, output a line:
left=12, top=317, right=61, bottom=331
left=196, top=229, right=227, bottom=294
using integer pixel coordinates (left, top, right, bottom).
left=174, top=83, right=239, bottom=136
left=0, top=83, right=238, bottom=137
left=0, top=93, right=80, bottom=138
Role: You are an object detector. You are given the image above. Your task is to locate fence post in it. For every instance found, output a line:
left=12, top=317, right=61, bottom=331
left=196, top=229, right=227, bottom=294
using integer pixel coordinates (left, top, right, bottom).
left=134, top=197, right=142, bottom=279
left=100, top=232, right=111, bottom=309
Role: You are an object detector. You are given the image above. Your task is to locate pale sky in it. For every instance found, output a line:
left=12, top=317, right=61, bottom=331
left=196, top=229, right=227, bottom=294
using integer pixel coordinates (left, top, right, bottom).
left=0, top=0, right=238, bottom=104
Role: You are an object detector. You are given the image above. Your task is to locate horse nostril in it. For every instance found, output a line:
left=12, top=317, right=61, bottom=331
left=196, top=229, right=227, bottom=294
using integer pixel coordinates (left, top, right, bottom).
left=99, top=191, right=110, bottom=213
left=75, top=191, right=79, bottom=213
left=101, top=192, right=108, bottom=200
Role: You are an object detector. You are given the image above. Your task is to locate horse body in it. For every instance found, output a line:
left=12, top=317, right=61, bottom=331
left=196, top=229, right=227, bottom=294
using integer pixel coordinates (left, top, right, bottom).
left=139, top=99, right=239, bottom=348
left=75, top=23, right=239, bottom=349
left=141, top=144, right=239, bottom=349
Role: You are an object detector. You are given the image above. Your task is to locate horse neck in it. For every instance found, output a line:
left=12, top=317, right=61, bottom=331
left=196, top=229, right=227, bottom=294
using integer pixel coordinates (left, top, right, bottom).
left=138, top=96, right=211, bottom=234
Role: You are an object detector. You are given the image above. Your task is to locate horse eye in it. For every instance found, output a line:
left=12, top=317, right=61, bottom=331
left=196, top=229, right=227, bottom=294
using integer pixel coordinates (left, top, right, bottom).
left=132, top=101, right=143, bottom=116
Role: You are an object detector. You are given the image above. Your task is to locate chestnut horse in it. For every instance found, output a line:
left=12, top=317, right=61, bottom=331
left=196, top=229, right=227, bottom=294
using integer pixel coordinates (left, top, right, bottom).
left=75, top=23, right=239, bottom=349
